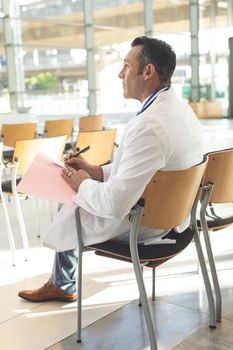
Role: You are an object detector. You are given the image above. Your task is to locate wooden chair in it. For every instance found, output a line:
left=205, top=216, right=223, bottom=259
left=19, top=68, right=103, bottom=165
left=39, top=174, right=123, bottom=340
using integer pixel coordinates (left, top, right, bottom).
left=75, top=129, right=116, bottom=165
left=1, top=135, right=66, bottom=261
left=42, top=118, right=74, bottom=152
left=78, top=115, right=103, bottom=132
left=199, top=148, right=233, bottom=324
left=0, top=142, right=16, bottom=266
left=0, top=122, right=38, bottom=161
left=75, top=156, right=217, bottom=349
left=43, top=118, right=74, bottom=139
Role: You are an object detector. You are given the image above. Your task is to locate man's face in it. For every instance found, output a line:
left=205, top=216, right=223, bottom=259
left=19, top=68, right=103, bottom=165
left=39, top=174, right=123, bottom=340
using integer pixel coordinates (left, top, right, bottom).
left=118, top=45, right=145, bottom=102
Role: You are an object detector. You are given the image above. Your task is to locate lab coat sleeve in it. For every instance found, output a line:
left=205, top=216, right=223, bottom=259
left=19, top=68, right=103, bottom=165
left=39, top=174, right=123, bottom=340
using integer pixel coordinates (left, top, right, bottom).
left=101, top=163, right=112, bottom=181
left=73, top=122, right=168, bottom=219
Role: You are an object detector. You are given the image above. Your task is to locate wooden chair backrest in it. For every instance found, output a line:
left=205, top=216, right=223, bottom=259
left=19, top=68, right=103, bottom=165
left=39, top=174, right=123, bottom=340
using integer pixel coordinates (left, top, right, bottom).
left=140, top=157, right=208, bottom=229
left=202, top=149, right=233, bottom=203
left=1, top=123, right=37, bottom=148
left=44, top=118, right=74, bottom=139
left=75, top=129, right=116, bottom=165
left=13, top=135, right=66, bottom=176
left=79, top=115, right=103, bottom=132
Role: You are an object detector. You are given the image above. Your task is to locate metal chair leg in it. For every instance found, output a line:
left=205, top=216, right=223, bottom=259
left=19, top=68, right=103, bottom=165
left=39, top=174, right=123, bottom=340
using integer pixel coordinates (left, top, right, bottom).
left=152, top=267, right=156, bottom=301
left=202, top=221, right=222, bottom=322
left=13, top=193, right=29, bottom=261
left=75, top=208, right=83, bottom=343
left=0, top=162, right=16, bottom=265
left=200, top=186, right=222, bottom=322
left=194, top=231, right=216, bottom=328
left=35, top=198, right=41, bottom=238
left=11, top=162, right=29, bottom=261
left=77, top=247, right=83, bottom=343
left=1, top=193, right=16, bottom=266
left=138, top=265, right=143, bottom=306
left=191, top=188, right=216, bottom=329
left=130, top=205, right=157, bottom=350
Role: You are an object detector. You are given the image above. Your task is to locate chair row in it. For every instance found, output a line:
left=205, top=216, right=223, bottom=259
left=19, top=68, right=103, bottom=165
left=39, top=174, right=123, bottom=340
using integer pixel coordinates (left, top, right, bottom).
left=0, top=115, right=104, bottom=151
left=74, top=148, right=233, bottom=349
left=0, top=127, right=117, bottom=265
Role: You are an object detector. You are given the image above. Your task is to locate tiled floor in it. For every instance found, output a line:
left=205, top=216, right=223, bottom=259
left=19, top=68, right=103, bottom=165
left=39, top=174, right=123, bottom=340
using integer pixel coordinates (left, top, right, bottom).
left=1, top=119, right=233, bottom=350
left=47, top=231, right=233, bottom=350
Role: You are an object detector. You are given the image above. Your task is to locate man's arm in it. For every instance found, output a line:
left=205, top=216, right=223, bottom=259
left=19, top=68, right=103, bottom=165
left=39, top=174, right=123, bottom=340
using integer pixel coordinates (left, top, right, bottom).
left=72, top=123, right=167, bottom=220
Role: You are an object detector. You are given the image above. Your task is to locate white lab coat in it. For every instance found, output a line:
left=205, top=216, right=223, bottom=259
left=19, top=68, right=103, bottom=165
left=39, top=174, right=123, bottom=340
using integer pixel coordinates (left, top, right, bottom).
left=44, top=88, right=203, bottom=251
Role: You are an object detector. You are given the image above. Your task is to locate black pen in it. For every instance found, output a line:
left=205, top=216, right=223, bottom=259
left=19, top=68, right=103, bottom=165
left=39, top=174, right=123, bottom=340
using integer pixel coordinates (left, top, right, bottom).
left=62, top=145, right=90, bottom=167
left=73, top=145, right=90, bottom=157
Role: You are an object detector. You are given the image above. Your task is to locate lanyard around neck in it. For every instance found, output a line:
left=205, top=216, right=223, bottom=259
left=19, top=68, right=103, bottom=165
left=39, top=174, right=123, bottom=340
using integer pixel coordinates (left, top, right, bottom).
left=137, top=85, right=170, bottom=116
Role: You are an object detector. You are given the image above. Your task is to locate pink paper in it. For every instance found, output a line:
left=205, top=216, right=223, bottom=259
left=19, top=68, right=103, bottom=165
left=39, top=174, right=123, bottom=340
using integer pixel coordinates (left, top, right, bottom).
left=16, top=152, right=76, bottom=206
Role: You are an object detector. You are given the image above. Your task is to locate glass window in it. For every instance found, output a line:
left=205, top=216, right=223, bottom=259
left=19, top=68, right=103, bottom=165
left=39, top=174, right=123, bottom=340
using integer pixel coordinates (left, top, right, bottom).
left=93, top=0, right=143, bottom=114
left=153, top=1, right=191, bottom=100
left=1, top=0, right=87, bottom=115
left=199, top=0, right=229, bottom=114
left=0, top=0, right=231, bottom=117
left=0, top=18, right=9, bottom=113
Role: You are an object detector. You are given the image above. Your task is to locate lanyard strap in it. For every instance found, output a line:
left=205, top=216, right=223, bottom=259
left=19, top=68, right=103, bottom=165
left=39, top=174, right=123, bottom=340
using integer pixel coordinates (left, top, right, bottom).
left=137, top=85, right=170, bottom=116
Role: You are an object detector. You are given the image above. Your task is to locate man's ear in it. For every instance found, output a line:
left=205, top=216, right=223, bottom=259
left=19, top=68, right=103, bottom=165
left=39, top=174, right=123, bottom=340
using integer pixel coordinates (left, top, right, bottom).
left=143, top=63, right=156, bottom=80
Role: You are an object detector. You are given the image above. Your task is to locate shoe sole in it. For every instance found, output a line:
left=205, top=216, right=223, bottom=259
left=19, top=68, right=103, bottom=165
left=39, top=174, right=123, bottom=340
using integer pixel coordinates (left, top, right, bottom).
left=18, top=294, right=77, bottom=302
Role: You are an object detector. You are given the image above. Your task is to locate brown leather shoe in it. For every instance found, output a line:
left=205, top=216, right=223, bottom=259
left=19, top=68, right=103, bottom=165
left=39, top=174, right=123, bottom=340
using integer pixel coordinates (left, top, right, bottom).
left=18, top=280, right=77, bottom=302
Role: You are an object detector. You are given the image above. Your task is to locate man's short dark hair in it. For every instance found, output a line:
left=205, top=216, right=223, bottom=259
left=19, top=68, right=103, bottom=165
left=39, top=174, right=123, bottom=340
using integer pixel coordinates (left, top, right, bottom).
left=131, top=36, right=176, bottom=84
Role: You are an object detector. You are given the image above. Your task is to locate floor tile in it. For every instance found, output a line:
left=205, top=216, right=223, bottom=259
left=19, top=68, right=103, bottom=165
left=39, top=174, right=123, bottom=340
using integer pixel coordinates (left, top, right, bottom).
left=174, top=318, right=233, bottom=350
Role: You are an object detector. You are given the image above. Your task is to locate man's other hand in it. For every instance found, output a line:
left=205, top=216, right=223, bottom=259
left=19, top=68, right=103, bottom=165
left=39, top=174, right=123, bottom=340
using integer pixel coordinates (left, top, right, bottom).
left=61, top=166, right=91, bottom=192
left=65, top=156, right=103, bottom=182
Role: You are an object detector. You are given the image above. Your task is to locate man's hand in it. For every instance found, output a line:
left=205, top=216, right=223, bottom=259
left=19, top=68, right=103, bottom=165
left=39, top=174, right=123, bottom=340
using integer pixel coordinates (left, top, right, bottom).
left=61, top=166, right=91, bottom=192
left=65, top=153, right=103, bottom=182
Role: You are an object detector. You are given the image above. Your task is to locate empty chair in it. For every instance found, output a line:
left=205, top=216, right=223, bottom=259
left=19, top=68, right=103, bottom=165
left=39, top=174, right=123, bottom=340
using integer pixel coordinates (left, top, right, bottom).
left=75, top=156, right=217, bottom=349
left=0, top=122, right=38, bottom=148
left=75, top=129, right=116, bottom=165
left=0, top=122, right=38, bottom=160
left=199, top=148, right=233, bottom=323
left=43, top=118, right=74, bottom=139
left=1, top=135, right=66, bottom=261
left=79, top=115, right=103, bottom=132
left=42, top=118, right=74, bottom=152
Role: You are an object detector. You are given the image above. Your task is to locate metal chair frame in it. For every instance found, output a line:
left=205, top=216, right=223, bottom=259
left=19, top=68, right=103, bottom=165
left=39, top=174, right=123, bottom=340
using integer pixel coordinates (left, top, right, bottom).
left=74, top=157, right=218, bottom=349
left=0, top=142, right=16, bottom=265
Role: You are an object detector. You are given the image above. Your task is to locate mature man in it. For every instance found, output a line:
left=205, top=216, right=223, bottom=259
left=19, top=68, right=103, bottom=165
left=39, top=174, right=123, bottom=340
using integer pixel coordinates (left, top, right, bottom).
left=18, top=36, right=203, bottom=302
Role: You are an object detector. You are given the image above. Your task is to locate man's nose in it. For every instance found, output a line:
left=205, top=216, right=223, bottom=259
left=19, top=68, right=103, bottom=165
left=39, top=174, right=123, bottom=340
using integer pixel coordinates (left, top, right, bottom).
left=118, top=69, right=124, bottom=79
